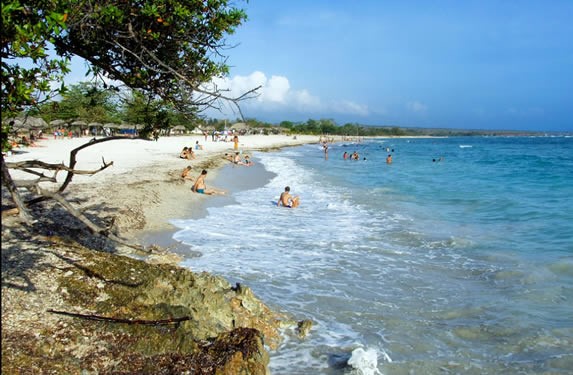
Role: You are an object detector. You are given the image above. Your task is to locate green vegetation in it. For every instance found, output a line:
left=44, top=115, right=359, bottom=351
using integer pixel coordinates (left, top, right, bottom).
left=2, top=0, right=249, bottom=145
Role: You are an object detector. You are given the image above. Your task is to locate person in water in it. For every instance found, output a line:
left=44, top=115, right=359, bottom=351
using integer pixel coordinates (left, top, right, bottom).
left=278, top=186, right=300, bottom=208
left=192, top=169, right=225, bottom=195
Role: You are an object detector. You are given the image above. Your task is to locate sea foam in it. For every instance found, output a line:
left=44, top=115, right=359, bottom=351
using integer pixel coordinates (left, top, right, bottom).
left=347, top=347, right=386, bottom=375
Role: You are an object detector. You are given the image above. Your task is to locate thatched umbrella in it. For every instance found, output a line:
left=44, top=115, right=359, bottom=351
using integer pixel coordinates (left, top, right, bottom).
left=230, top=122, right=249, bottom=131
left=27, top=117, right=49, bottom=129
left=104, top=123, right=120, bottom=129
left=4, top=118, right=24, bottom=129
left=71, top=120, right=87, bottom=127
left=49, top=119, right=67, bottom=127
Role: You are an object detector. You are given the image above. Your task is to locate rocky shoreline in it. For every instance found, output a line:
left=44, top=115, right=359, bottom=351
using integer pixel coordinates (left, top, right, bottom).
left=2, top=136, right=318, bottom=374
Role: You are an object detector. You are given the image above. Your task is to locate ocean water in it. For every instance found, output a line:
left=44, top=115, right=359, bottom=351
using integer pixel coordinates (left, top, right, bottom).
left=171, top=136, right=573, bottom=374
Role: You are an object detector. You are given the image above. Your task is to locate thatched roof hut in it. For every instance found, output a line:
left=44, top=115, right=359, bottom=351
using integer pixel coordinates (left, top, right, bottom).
left=49, top=119, right=68, bottom=127
left=230, top=122, right=249, bottom=131
left=5, top=116, right=48, bottom=131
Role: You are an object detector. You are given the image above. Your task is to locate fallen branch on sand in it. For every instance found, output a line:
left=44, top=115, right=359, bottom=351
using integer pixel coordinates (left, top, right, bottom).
left=1, top=136, right=148, bottom=251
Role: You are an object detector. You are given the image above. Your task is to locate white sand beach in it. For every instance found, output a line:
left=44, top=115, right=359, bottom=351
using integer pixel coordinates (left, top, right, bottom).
left=4, top=133, right=321, bottom=238
left=3, top=133, right=323, bottom=373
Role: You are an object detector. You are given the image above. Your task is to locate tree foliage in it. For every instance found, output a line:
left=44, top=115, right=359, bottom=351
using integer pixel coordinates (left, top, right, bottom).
left=30, top=82, right=121, bottom=123
left=53, top=0, right=250, bottom=116
left=2, top=0, right=251, bottom=120
left=1, top=0, right=71, bottom=113
left=1, top=0, right=252, bottom=236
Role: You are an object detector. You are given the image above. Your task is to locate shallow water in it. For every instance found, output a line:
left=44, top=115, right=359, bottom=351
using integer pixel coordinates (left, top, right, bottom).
left=171, top=136, right=573, bottom=374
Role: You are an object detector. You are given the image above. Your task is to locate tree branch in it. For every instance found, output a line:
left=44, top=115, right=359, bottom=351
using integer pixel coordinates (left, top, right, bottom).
left=47, top=309, right=191, bottom=326
left=1, top=154, right=34, bottom=224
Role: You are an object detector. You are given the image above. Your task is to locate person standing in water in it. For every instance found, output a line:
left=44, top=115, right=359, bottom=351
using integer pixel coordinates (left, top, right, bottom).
left=278, top=186, right=300, bottom=208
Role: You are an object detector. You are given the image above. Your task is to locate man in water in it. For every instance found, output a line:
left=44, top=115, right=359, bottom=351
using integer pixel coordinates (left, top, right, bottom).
left=192, top=169, right=225, bottom=195
left=278, top=186, right=300, bottom=208
left=386, top=154, right=393, bottom=164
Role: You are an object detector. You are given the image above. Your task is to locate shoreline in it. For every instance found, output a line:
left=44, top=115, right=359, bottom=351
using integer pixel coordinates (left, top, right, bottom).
left=5, top=133, right=320, bottom=237
left=2, top=133, right=322, bottom=373
left=138, top=157, right=279, bottom=256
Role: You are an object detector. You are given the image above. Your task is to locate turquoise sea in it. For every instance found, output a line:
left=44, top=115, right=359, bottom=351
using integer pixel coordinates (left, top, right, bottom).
left=171, top=136, right=573, bottom=374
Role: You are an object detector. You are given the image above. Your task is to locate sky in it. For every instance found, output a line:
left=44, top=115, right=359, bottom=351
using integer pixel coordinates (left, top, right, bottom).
left=66, top=1, right=573, bottom=132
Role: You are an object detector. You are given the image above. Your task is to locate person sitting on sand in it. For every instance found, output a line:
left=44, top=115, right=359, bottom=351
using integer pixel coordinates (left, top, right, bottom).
left=186, top=148, right=196, bottom=160
left=180, top=147, right=190, bottom=159
left=181, top=165, right=193, bottom=180
left=192, top=169, right=225, bottom=195
left=242, top=155, right=254, bottom=166
left=232, top=152, right=242, bottom=164
left=278, top=186, right=300, bottom=208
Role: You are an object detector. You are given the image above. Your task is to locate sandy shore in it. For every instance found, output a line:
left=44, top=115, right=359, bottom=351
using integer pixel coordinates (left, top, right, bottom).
left=5, top=133, right=320, bottom=242
left=2, top=132, right=323, bottom=373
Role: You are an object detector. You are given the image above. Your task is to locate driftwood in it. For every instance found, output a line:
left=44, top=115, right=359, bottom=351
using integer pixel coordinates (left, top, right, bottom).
left=1, top=136, right=147, bottom=251
left=47, top=309, right=191, bottom=326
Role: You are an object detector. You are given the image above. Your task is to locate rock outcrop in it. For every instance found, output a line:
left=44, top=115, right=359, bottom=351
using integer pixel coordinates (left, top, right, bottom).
left=1, top=232, right=289, bottom=374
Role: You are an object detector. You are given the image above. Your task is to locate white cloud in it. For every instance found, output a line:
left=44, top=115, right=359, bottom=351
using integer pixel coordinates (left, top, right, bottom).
left=333, top=100, right=370, bottom=116
left=407, top=100, right=428, bottom=114
left=261, top=75, right=290, bottom=103
left=207, top=71, right=368, bottom=119
left=291, top=89, right=322, bottom=111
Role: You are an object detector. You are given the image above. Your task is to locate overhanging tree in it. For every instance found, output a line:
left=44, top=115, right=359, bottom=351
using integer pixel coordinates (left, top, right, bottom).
left=1, top=0, right=255, bottom=247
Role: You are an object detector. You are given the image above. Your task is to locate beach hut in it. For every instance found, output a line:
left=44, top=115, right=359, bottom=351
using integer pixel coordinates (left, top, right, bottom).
left=5, top=117, right=48, bottom=133
left=172, top=125, right=188, bottom=135
left=230, top=122, right=248, bottom=131
left=4, top=117, right=24, bottom=129
left=26, top=117, right=49, bottom=130
left=49, top=119, right=67, bottom=127
left=68, top=120, right=88, bottom=136
left=230, top=122, right=251, bottom=135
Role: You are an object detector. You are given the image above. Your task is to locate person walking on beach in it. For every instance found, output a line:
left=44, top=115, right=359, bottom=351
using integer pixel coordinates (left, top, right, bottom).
left=278, top=186, right=300, bottom=208
left=192, top=170, right=225, bottom=195
left=233, top=134, right=239, bottom=151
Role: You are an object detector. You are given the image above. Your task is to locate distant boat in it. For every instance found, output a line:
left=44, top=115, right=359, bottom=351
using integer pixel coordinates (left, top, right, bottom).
left=459, top=145, right=472, bottom=148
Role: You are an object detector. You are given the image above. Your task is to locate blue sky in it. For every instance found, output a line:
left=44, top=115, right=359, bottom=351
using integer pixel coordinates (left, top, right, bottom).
left=68, top=1, right=573, bottom=131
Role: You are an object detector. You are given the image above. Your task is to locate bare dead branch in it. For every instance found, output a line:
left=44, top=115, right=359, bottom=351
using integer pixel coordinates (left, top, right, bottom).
left=3, top=137, right=151, bottom=251
left=5, top=160, right=113, bottom=175
left=35, top=184, right=147, bottom=252
left=59, top=136, right=142, bottom=194
left=1, top=154, right=34, bottom=224
left=12, top=176, right=58, bottom=187
left=47, top=309, right=191, bottom=326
